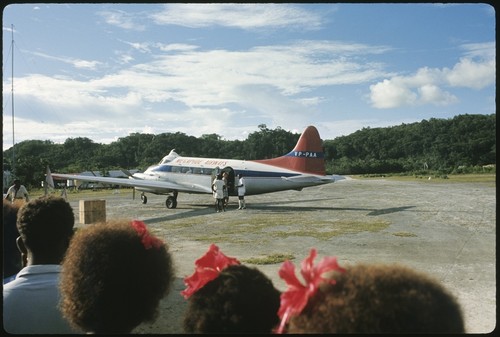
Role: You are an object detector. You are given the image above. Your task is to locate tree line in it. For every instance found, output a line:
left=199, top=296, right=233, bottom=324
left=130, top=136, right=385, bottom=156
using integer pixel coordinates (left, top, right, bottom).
left=326, top=114, right=496, bottom=175
left=3, top=114, right=495, bottom=189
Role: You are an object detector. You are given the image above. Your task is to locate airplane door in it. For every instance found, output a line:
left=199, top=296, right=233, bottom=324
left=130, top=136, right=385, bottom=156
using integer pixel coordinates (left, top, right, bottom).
left=221, top=167, right=236, bottom=196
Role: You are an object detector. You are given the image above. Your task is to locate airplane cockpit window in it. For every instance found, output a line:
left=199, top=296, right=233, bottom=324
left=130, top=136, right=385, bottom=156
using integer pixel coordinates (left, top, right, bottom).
left=152, top=165, right=172, bottom=172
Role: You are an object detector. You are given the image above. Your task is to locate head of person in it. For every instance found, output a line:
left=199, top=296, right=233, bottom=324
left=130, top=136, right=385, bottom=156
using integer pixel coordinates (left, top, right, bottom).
left=59, top=219, right=174, bottom=334
left=16, top=196, right=74, bottom=265
left=182, top=244, right=281, bottom=333
left=279, top=255, right=465, bottom=333
left=13, top=179, right=20, bottom=187
left=238, top=173, right=243, bottom=178
left=3, top=198, right=20, bottom=226
left=3, top=199, right=22, bottom=276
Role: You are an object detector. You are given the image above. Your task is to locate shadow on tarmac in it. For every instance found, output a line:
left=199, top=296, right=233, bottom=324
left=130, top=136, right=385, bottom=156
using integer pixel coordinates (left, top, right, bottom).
left=142, top=197, right=416, bottom=225
left=367, top=206, right=416, bottom=216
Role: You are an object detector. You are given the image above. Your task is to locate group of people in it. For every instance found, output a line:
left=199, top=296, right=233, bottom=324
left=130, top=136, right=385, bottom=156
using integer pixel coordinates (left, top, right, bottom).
left=3, top=195, right=465, bottom=334
left=181, top=246, right=465, bottom=334
left=212, top=172, right=246, bottom=212
left=3, top=195, right=173, bottom=333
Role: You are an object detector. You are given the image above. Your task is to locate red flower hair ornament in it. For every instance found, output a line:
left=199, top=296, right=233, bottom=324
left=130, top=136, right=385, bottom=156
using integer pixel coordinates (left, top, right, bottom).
left=275, top=248, right=345, bottom=334
left=181, top=243, right=240, bottom=299
left=131, top=220, right=163, bottom=250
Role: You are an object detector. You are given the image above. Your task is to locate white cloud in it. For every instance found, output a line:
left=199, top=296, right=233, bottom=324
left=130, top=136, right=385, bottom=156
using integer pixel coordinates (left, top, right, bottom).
left=157, top=43, right=199, bottom=52
left=445, top=57, right=495, bottom=89
left=368, top=43, right=494, bottom=109
left=369, top=79, right=417, bottom=109
left=116, top=52, right=134, bottom=65
left=150, top=4, right=326, bottom=30
left=121, top=41, right=151, bottom=53
left=461, top=42, right=495, bottom=59
left=30, top=51, right=102, bottom=70
left=418, top=84, right=458, bottom=105
left=98, top=10, right=146, bottom=31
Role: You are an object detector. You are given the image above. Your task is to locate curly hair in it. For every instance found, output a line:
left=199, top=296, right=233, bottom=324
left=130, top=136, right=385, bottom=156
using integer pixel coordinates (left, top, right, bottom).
left=16, top=196, right=74, bottom=259
left=3, top=198, right=20, bottom=219
left=59, top=219, right=174, bottom=333
left=287, top=263, right=465, bottom=333
left=3, top=199, right=21, bottom=276
left=183, top=264, right=281, bottom=333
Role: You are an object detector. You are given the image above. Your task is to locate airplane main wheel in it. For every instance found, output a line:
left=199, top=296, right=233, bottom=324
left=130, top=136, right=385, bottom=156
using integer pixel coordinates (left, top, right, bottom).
left=141, top=194, right=148, bottom=204
left=166, top=196, right=177, bottom=209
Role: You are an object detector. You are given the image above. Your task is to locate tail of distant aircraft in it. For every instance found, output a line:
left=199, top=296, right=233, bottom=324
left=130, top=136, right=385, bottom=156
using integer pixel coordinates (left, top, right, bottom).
left=253, top=125, right=326, bottom=175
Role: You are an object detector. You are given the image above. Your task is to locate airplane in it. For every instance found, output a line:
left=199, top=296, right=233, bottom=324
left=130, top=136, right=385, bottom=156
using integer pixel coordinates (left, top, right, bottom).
left=49, top=125, right=338, bottom=209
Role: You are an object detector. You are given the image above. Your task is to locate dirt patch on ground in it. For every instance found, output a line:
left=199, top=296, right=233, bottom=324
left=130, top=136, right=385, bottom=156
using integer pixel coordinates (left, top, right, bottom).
left=67, top=177, right=496, bottom=333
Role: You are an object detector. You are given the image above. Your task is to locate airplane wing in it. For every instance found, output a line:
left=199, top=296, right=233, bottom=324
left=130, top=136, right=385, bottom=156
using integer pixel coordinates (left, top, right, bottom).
left=50, top=173, right=212, bottom=194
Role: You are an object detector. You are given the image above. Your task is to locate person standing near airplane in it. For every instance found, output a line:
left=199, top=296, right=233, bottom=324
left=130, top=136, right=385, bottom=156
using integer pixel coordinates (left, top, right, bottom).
left=212, top=174, right=226, bottom=212
left=237, top=174, right=246, bottom=210
left=222, top=171, right=229, bottom=208
left=4, top=179, right=29, bottom=205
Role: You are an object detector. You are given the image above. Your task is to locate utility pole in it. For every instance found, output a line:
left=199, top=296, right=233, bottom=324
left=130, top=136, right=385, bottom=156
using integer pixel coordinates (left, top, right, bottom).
left=11, top=24, right=16, bottom=180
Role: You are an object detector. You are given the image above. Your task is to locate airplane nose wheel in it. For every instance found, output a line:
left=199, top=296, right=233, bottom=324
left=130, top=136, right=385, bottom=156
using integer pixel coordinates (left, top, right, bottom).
left=141, top=193, right=148, bottom=204
left=166, top=196, right=178, bottom=209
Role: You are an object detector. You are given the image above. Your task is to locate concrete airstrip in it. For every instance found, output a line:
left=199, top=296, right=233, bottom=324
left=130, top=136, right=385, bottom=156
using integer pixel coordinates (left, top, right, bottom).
left=64, top=176, right=495, bottom=333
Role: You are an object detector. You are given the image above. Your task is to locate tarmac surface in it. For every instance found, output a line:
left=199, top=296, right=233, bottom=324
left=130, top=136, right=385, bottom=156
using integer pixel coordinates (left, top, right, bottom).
left=68, top=177, right=496, bottom=334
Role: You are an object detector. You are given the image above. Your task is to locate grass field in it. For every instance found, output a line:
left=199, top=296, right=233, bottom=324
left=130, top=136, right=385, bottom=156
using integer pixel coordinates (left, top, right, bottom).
left=356, top=173, right=495, bottom=184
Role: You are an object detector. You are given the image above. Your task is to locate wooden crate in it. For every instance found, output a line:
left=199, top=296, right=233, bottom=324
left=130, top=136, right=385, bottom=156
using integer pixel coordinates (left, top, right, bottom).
left=79, top=199, right=106, bottom=224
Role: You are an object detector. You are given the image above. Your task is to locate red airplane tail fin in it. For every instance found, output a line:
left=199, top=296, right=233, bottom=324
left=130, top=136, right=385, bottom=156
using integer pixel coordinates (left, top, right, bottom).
left=253, top=125, right=326, bottom=175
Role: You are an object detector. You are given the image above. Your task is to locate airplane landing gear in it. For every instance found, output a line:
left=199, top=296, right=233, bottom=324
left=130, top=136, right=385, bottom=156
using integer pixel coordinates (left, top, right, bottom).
left=141, top=193, right=148, bottom=204
left=166, top=196, right=178, bottom=209
left=166, top=191, right=178, bottom=209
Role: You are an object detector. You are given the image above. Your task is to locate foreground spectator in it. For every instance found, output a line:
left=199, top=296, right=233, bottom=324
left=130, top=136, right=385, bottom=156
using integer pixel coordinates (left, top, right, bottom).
left=277, top=250, right=465, bottom=333
left=3, top=199, right=21, bottom=283
left=3, top=196, right=80, bottom=334
left=182, top=244, right=281, bottom=333
left=59, top=219, right=174, bottom=333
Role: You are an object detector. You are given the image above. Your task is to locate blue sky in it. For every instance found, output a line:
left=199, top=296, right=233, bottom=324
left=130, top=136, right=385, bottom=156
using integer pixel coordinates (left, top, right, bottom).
left=2, top=3, right=496, bottom=151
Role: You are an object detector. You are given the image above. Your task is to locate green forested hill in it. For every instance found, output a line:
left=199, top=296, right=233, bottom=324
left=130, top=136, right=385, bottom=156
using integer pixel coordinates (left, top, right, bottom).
left=3, top=114, right=496, bottom=188
left=324, top=114, right=495, bottom=175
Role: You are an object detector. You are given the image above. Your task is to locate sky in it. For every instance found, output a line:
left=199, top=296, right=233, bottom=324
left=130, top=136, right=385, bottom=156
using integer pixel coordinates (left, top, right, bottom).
left=2, top=3, right=496, bottom=152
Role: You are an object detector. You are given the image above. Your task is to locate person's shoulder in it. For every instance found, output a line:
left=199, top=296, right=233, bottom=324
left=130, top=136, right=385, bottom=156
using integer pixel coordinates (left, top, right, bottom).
left=3, top=278, right=19, bottom=292
left=20, top=265, right=62, bottom=277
